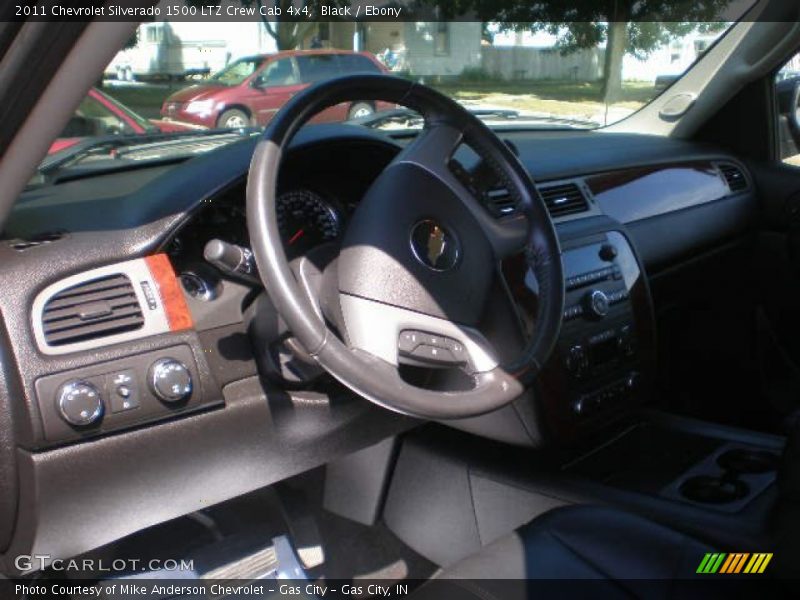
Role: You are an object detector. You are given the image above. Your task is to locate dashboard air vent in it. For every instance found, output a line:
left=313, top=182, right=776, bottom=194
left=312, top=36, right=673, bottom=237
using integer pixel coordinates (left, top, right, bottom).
left=42, top=273, right=144, bottom=346
left=485, top=182, right=589, bottom=219
left=8, top=230, right=66, bottom=251
left=485, top=187, right=517, bottom=216
left=538, top=182, right=589, bottom=217
left=719, top=163, right=748, bottom=193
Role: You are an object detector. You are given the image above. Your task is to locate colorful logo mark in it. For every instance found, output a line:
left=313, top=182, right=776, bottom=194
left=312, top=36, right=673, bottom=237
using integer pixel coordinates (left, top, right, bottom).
left=697, top=552, right=773, bottom=574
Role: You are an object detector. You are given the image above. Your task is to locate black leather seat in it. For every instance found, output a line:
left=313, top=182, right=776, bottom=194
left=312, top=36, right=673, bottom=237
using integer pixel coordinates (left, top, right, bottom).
left=411, top=505, right=716, bottom=600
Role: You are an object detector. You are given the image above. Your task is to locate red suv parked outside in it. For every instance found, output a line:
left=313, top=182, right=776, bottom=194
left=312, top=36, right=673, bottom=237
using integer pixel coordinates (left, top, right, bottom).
left=161, top=49, right=391, bottom=129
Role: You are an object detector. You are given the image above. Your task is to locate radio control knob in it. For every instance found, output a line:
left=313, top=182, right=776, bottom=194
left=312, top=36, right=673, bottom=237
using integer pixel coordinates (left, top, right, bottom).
left=599, top=243, right=618, bottom=262
left=149, top=358, right=192, bottom=403
left=584, top=290, right=610, bottom=318
left=56, top=380, right=104, bottom=427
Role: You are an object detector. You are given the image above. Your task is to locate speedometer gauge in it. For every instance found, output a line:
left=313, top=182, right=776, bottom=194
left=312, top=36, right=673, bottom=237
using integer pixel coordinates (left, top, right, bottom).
left=276, top=189, right=341, bottom=257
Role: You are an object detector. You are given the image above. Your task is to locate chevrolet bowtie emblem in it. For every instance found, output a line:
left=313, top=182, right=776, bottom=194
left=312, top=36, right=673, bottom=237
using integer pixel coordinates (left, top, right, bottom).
left=410, top=220, right=460, bottom=271
left=427, top=225, right=447, bottom=265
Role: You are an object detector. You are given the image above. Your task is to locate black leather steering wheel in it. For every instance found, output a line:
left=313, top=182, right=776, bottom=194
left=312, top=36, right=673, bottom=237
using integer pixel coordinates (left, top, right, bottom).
left=247, top=74, right=564, bottom=419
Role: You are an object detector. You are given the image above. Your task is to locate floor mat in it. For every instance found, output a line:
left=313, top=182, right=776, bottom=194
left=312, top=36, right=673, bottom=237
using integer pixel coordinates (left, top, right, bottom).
left=310, top=510, right=436, bottom=582
left=284, top=468, right=437, bottom=583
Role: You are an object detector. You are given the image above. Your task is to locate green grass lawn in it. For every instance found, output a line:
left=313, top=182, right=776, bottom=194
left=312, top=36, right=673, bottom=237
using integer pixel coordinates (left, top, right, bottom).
left=433, top=80, right=655, bottom=103
left=429, top=80, right=655, bottom=120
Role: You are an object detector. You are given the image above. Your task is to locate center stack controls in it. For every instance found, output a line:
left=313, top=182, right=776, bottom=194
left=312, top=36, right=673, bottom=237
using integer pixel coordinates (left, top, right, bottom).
left=557, top=232, right=643, bottom=420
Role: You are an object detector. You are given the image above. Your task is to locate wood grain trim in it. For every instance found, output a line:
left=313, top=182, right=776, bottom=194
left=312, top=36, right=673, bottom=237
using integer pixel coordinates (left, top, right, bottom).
left=585, top=161, right=719, bottom=195
left=145, top=254, right=193, bottom=332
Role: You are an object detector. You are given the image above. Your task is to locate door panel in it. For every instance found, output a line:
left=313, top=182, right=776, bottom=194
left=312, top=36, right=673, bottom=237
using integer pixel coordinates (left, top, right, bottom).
left=747, top=161, right=800, bottom=427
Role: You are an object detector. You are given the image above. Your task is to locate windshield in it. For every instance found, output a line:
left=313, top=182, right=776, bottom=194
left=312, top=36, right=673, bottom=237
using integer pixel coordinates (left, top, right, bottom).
left=36, top=1, right=751, bottom=184
left=208, top=57, right=264, bottom=86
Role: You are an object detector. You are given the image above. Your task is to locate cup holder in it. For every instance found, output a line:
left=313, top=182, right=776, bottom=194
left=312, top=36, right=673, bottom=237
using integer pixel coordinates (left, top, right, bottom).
left=717, top=448, right=780, bottom=474
left=679, top=475, right=750, bottom=504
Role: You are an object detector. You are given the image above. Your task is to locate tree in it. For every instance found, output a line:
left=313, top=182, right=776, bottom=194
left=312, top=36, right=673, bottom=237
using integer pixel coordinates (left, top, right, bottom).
left=123, top=30, right=139, bottom=51
left=434, top=0, right=732, bottom=103
left=187, top=0, right=347, bottom=50
left=243, top=0, right=316, bottom=50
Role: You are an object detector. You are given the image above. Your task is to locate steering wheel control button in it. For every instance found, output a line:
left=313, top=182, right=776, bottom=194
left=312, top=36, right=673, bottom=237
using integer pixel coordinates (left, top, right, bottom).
left=584, top=289, right=610, bottom=318
left=109, top=370, right=140, bottom=413
left=409, top=220, right=460, bottom=271
left=149, top=358, right=193, bottom=404
left=56, top=380, right=104, bottom=427
left=399, top=329, right=468, bottom=366
left=398, top=330, right=422, bottom=352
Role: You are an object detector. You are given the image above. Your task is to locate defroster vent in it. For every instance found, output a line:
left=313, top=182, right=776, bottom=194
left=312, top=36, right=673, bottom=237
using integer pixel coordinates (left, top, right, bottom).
left=42, top=273, right=144, bottom=346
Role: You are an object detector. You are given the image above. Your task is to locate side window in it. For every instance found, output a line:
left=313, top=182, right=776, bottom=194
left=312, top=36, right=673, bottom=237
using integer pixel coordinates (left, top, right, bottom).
left=145, top=25, right=164, bottom=44
left=338, top=55, right=382, bottom=75
left=296, top=55, right=340, bottom=84
left=777, top=51, right=800, bottom=165
left=255, top=58, right=298, bottom=87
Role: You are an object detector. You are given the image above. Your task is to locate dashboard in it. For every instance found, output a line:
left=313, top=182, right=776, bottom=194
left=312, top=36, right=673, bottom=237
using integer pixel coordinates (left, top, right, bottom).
left=166, top=139, right=397, bottom=273
left=0, top=123, right=757, bottom=572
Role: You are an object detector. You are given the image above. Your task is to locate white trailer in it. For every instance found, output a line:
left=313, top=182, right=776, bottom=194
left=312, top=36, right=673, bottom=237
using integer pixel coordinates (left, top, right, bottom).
left=106, top=21, right=277, bottom=81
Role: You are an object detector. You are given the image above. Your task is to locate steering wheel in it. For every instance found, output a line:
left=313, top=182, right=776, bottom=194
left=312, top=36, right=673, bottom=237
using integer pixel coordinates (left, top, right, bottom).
left=247, top=75, right=564, bottom=419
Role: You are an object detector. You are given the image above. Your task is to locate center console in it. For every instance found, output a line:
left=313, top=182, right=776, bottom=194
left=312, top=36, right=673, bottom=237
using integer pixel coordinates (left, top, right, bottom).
left=508, top=223, right=655, bottom=439
left=552, top=229, right=655, bottom=438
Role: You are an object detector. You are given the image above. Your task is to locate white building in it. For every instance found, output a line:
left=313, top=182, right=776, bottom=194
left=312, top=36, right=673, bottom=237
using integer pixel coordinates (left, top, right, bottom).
left=489, top=26, right=725, bottom=83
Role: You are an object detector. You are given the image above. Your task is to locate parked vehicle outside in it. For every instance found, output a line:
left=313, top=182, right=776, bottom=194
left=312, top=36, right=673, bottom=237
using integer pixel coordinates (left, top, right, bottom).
left=161, top=49, right=392, bottom=129
left=51, top=87, right=191, bottom=154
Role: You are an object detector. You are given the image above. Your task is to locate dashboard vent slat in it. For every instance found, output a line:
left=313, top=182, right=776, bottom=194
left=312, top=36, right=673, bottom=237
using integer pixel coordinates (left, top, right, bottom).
left=719, top=163, right=748, bottom=193
left=485, top=182, right=589, bottom=219
left=538, top=183, right=589, bottom=217
left=43, top=286, right=136, bottom=313
left=41, top=274, right=144, bottom=346
left=485, top=188, right=517, bottom=216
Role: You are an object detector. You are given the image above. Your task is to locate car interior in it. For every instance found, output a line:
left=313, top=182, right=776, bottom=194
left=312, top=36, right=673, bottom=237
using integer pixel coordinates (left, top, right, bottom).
left=2, top=1, right=800, bottom=597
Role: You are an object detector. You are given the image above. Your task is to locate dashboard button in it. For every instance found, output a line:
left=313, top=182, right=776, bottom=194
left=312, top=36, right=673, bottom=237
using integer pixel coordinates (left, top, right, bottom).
left=109, top=369, right=140, bottom=413
left=56, top=380, right=104, bottom=427
left=565, top=345, right=588, bottom=376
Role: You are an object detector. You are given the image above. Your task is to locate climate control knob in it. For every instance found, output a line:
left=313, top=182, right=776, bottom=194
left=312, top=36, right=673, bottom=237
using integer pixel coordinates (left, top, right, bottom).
left=56, top=380, right=104, bottom=427
left=149, top=358, right=193, bottom=403
left=584, top=289, right=610, bottom=318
